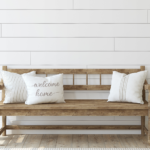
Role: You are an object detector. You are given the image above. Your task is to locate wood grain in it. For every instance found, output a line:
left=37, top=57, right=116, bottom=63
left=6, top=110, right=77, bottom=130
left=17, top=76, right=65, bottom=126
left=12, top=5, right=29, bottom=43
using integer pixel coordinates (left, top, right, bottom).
left=88, top=135, right=105, bottom=148
left=6, top=135, right=28, bottom=148
left=72, top=135, right=88, bottom=148
left=132, top=135, right=148, bottom=148
left=118, top=135, right=138, bottom=148
left=2, top=116, right=6, bottom=136
left=56, top=135, right=72, bottom=148
left=0, top=109, right=147, bottom=116
left=23, top=135, right=43, bottom=148
left=64, top=85, right=111, bottom=90
left=104, top=135, right=123, bottom=148
left=6, top=125, right=141, bottom=130
left=0, top=81, right=4, bottom=90
left=39, top=135, right=57, bottom=148
left=7, top=68, right=141, bottom=74
left=0, top=100, right=148, bottom=110
left=2, top=66, right=7, bottom=102
left=0, top=127, right=6, bottom=135
left=0, top=134, right=150, bottom=148
left=0, top=135, right=13, bottom=148
left=141, top=116, right=145, bottom=135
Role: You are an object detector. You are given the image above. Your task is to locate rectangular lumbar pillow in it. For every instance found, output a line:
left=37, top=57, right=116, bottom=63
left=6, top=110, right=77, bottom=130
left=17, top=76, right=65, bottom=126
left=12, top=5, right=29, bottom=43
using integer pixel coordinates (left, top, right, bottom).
left=1, top=70, right=36, bottom=103
left=22, top=74, right=65, bottom=105
left=108, top=70, right=147, bottom=104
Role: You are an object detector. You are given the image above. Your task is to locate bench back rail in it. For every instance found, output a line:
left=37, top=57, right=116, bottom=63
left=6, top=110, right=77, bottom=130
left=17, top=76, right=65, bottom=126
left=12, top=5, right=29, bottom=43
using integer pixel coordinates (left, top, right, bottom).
left=1, top=66, right=146, bottom=101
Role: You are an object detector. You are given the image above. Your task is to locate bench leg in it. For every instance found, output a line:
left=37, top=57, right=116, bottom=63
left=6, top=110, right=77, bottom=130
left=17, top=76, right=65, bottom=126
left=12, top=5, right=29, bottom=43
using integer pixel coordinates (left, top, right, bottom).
left=141, top=116, right=145, bottom=136
left=2, top=116, right=6, bottom=136
left=148, top=110, right=150, bottom=144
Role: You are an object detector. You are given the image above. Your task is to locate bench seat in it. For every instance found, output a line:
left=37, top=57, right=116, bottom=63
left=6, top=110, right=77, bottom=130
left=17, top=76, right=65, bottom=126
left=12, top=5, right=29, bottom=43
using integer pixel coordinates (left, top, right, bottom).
left=0, top=100, right=148, bottom=110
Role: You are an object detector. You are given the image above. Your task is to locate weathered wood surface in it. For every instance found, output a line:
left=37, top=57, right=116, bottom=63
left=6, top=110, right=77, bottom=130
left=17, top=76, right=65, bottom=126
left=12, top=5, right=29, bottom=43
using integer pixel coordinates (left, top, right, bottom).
left=7, top=68, right=141, bottom=74
left=104, top=135, right=123, bottom=148
left=5, top=135, right=28, bottom=148
left=1, top=66, right=7, bottom=102
left=56, top=135, right=72, bottom=148
left=0, top=100, right=148, bottom=110
left=88, top=135, right=105, bottom=148
left=23, top=135, right=43, bottom=148
left=0, top=82, right=4, bottom=90
left=0, top=109, right=147, bottom=116
left=64, top=85, right=111, bottom=90
left=0, top=127, right=6, bottom=135
left=145, top=84, right=150, bottom=90
left=144, top=126, right=148, bottom=135
left=1, top=134, right=150, bottom=148
left=141, top=116, right=145, bottom=135
left=2, top=116, right=6, bottom=136
left=118, top=135, right=138, bottom=148
left=73, top=135, right=88, bottom=148
left=6, top=125, right=141, bottom=130
left=39, top=135, right=57, bottom=148
left=148, top=85, right=150, bottom=143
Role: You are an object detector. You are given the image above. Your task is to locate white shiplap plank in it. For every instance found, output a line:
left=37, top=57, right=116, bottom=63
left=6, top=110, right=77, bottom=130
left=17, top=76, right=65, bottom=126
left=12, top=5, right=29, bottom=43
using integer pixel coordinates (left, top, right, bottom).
left=8, top=130, right=141, bottom=135
left=74, top=0, right=150, bottom=9
left=0, top=24, right=1, bottom=37
left=115, top=38, right=150, bottom=51
left=0, top=52, right=30, bottom=65
left=10, top=120, right=140, bottom=125
left=12, top=116, right=114, bottom=121
left=0, top=10, right=147, bottom=23
left=31, top=52, right=150, bottom=65
left=87, top=65, right=141, bottom=69
left=0, top=0, right=72, bottom=9
left=64, top=91, right=109, bottom=99
left=0, top=38, right=114, bottom=51
left=148, top=10, right=150, bottom=23
left=3, top=24, right=150, bottom=37
left=7, top=65, right=86, bottom=69
left=115, top=116, right=140, bottom=121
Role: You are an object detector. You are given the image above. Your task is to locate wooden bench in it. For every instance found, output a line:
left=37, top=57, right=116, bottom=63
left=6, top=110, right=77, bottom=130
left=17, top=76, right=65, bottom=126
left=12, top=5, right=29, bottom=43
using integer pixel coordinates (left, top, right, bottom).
left=0, top=66, right=150, bottom=143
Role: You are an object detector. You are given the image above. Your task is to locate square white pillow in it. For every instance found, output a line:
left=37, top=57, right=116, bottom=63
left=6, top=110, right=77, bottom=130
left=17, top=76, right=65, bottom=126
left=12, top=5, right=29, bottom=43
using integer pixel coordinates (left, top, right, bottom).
left=108, top=70, right=147, bottom=104
left=1, top=71, right=36, bottom=103
left=22, top=74, right=65, bottom=105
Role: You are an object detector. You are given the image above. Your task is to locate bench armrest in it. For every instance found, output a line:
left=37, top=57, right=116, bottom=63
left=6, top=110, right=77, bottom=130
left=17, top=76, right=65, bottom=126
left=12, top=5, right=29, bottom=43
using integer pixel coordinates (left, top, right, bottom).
left=145, top=84, right=150, bottom=90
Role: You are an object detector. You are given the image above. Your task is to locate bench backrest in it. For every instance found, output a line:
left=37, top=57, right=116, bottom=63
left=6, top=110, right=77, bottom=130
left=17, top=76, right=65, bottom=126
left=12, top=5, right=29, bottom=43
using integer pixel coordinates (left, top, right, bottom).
left=1, top=66, right=146, bottom=101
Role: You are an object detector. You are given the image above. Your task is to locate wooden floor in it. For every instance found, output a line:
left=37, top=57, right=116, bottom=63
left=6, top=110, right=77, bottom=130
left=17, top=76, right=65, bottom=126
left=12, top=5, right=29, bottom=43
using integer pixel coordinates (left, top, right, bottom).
left=0, top=134, right=149, bottom=148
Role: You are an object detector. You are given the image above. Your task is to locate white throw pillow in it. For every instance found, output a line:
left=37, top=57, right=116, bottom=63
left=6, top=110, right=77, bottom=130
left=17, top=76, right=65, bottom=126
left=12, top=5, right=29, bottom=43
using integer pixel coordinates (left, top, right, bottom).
left=108, top=70, right=147, bottom=104
left=22, top=74, right=65, bottom=105
left=1, top=71, right=36, bottom=103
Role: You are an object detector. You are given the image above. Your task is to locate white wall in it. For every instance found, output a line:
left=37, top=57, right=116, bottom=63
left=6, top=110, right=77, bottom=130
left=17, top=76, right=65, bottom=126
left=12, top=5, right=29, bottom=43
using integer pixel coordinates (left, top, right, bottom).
left=0, top=0, right=150, bottom=134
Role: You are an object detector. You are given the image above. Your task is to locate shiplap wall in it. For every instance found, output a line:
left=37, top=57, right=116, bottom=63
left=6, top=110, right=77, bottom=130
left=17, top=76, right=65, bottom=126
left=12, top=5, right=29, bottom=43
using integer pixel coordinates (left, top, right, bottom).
left=0, top=0, right=150, bottom=134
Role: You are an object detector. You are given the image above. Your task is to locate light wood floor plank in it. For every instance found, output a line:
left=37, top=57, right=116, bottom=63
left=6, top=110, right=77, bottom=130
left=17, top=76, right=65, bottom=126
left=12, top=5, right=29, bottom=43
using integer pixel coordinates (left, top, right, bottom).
left=6, top=135, right=28, bottom=148
left=118, top=135, right=138, bottom=148
left=103, top=135, right=123, bottom=148
left=88, top=134, right=105, bottom=148
left=72, top=134, right=88, bottom=148
left=0, top=135, right=13, bottom=148
left=39, top=135, right=57, bottom=148
left=140, top=135, right=150, bottom=148
left=132, top=135, right=148, bottom=148
left=23, top=134, right=43, bottom=148
left=0, top=134, right=149, bottom=148
left=56, top=134, right=72, bottom=148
